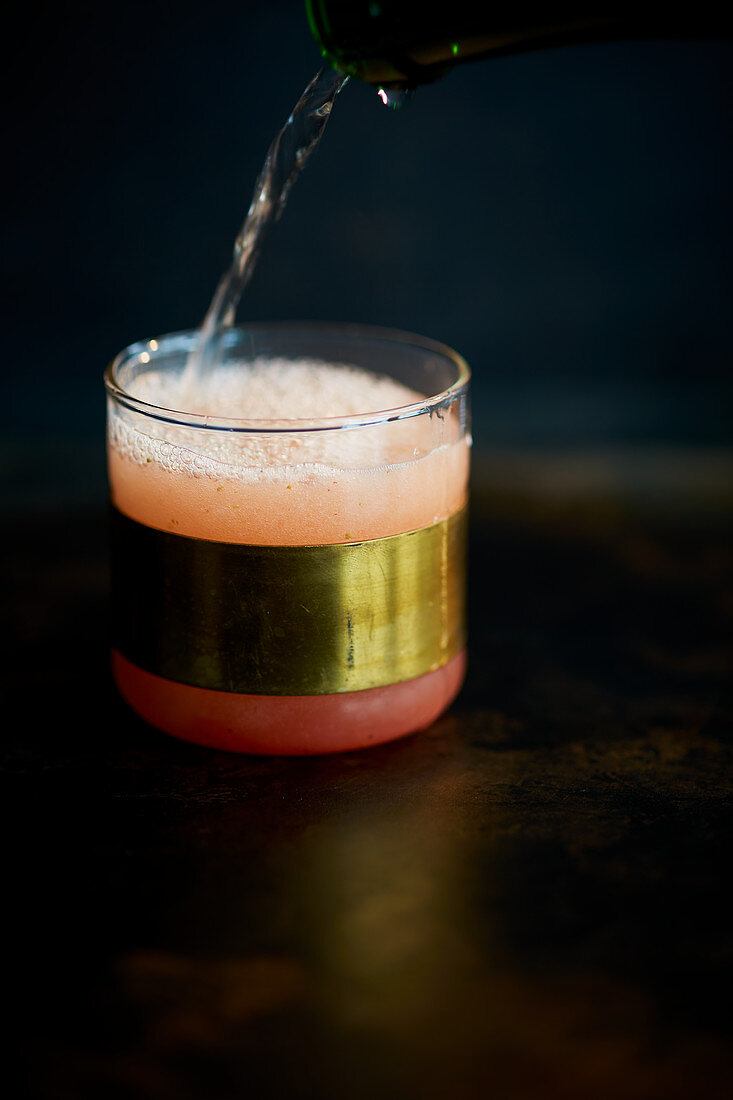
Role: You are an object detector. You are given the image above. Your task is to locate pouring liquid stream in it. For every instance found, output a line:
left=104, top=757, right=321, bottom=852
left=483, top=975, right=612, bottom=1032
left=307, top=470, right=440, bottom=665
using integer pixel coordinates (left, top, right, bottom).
left=183, top=66, right=349, bottom=389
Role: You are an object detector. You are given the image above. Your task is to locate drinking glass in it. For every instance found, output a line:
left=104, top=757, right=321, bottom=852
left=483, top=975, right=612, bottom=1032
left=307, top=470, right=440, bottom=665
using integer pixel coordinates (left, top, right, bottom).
left=105, top=322, right=470, bottom=754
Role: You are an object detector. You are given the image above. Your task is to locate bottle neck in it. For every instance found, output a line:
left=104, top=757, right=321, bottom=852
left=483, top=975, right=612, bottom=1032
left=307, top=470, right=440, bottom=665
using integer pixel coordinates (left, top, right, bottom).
left=306, top=2, right=732, bottom=88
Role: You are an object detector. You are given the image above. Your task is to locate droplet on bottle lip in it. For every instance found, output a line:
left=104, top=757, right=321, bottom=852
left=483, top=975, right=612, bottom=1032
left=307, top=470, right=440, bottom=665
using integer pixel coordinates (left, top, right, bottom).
left=377, top=86, right=416, bottom=110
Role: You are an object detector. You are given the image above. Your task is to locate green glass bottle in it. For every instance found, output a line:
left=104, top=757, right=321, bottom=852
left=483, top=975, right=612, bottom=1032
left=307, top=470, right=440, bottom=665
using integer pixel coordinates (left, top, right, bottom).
left=305, top=1, right=730, bottom=88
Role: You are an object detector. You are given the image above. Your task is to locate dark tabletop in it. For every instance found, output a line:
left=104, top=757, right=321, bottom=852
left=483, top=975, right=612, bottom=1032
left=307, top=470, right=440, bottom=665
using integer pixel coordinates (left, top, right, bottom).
left=3, top=455, right=732, bottom=1100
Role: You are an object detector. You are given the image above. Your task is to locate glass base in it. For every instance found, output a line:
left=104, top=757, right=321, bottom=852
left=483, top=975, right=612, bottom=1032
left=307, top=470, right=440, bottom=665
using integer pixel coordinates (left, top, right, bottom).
left=111, top=649, right=466, bottom=755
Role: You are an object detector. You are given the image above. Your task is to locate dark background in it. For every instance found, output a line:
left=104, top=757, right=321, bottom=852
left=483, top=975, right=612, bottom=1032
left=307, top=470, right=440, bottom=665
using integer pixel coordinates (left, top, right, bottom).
left=4, top=9, right=733, bottom=1094
left=4, top=0, right=733, bottom=510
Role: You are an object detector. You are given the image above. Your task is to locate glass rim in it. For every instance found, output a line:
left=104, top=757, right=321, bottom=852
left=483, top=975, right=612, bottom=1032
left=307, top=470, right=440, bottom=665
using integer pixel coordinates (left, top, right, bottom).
left=104, top=321, right=470, bottom=434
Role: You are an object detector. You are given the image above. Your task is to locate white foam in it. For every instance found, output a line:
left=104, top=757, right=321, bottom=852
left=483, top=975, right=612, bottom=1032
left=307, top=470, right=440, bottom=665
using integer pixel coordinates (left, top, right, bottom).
left=132, top=358, right=423, bottom=420
left=109, top=358, right=436, bottom=475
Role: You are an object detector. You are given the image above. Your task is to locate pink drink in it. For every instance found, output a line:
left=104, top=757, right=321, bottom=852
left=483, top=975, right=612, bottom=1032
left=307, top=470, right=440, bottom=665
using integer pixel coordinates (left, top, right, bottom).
left=106, top=325, right=470, bottom=754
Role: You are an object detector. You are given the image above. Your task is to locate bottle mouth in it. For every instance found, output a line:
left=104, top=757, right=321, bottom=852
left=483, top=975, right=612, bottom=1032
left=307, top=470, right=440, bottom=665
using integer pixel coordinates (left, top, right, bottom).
left=104, top=321, right=471, bottom=435
left=305, top=0, right=455, bottom=87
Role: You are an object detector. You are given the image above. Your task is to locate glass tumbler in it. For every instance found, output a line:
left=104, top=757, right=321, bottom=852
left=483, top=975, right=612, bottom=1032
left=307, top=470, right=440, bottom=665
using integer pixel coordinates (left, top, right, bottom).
left=105, top=322, right=470, bottom=754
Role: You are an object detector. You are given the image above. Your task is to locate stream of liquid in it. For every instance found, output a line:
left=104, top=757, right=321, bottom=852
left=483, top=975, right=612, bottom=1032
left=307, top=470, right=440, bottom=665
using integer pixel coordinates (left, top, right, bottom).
left=184, top=66, right=349, bottom=386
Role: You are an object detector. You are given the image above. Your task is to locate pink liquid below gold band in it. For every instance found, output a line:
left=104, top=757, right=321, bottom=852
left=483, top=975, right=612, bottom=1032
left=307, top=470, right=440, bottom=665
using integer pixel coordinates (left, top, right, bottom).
left=110, top=504, right=468, bottom=696
left=111, top=649, right=467, bottom=755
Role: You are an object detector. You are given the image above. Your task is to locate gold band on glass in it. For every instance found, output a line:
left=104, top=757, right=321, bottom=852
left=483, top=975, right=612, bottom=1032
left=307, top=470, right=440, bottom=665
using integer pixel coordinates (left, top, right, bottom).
left=110, top=505, right=467, bottom=695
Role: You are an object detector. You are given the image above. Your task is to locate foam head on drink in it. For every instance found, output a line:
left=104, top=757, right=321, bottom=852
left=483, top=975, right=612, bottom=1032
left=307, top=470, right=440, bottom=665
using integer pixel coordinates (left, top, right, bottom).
left=108, top=354, right=469, bottom=754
